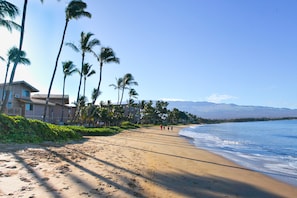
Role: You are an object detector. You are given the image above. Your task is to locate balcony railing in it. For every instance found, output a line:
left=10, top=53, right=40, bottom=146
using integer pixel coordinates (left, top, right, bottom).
left=7, top=108, right=22, bottom=116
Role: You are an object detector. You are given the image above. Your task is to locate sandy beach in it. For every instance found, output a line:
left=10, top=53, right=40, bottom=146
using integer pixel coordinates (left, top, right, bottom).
left=0, top=125, right=296, bottom=198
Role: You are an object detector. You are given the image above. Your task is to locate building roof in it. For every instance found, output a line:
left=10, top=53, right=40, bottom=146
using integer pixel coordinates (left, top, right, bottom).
left=0, top=81, right=39, bottom=92
left=32, top=94, right=70, bottom=104
left=17, top=98, right=56, bottom=106
left=32, top=94, right=69, bottom=99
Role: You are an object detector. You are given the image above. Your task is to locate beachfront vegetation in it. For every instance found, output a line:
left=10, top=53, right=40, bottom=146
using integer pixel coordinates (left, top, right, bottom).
left=0, top=1, right=207, bottom=143
left=0, top=113, right=81, bottom=143
left=43, top=0, right=92, bottom=121
left=0, top=113, right=141, bottom=143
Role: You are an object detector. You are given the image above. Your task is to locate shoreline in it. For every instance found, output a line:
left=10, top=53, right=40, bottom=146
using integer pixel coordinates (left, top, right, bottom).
left=179, top=124, right=297, bottom=188
left=0, top=125, right=296, bottom=197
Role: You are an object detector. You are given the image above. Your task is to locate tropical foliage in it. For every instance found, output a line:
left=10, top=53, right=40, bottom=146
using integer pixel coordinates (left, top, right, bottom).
left=66, top=31, right=100, bottom=102
left=92, top=47, right=119, bottom=104
left=43, top=0, right=92, bottom=121
left=0, top=113, right=81, bottom=143
left=0, top=0, right=20, bottom=32
left=61, top=61, right=77, bottom=122
left=0, top=0, right=207, bottom=144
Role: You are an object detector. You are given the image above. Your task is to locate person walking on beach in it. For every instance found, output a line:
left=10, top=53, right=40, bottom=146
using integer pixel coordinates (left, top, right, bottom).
left=160, top=125, right=163, bottom=130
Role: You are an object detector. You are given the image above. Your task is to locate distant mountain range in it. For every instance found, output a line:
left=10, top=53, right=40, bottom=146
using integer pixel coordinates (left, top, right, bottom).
left=166, top=101, right=297, bottom=119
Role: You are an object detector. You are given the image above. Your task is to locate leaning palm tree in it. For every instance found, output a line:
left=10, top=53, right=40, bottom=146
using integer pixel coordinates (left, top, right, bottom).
left=109, top=77, right=123, bottom=105
left=66, top=31, right=99, bottom=103
left=81, top=63, right=95, bottom=98
left=61, top=60, right=77, bottom=122
left=92, top=47, right=119, bottom=104
left=0, top=0, right=20, bottom=32
left=119, top=73, right=138, bottom=106
left=43, top=0, right=91, bottom=121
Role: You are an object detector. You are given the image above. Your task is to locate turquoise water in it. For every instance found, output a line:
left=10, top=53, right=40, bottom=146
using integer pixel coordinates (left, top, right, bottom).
left=179, top=120, right=297, bottom=187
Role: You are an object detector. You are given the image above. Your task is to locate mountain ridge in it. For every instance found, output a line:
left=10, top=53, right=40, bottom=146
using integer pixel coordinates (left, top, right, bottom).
left=165, top=101, right=297, bottom=119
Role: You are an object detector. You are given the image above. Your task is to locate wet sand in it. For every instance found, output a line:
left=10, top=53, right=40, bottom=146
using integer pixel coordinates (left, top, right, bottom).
left=0, top=125, right=296, bottom=197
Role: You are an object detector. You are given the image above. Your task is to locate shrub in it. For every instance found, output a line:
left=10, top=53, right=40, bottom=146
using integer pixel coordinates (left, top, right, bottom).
left=0, top=114, right=81, bottom=143
left=67, top=125, right=122, bottom=136
left=120, top=121, right=139, bottom=129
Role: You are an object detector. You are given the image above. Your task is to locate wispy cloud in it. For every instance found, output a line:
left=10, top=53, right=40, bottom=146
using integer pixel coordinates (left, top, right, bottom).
left=206, top=94, right=237, bottom=103
left=160, top=98, right=187, bottom=102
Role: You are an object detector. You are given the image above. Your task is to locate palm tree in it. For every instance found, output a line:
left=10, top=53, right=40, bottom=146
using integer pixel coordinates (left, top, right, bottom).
left=91, top=88, right=101, bottom=104
left=0, top=0, right=20, bottom=32
left=61, top=60, right=77, bottom=122
left=43, top=0, right=91, bottom=121
left=81, top=63, right=95, bottom=98
left=0, top=0, right=28, bottom=113
left=1, top=47, right=30, bottom=111
left=1, top=0, right=46, bottom=113
left=128, top=88, right=138, bottom=101
left=109, top=77, right=123, bottom=105
left=127, top=88, right=138, bottom=121
left=66, top=31, right=100, bottom=103
left=92, top=47, right=119, bottom=104
left=119, top=73, right=138, bottom=105
left=2, top=47, right=25, bottom=101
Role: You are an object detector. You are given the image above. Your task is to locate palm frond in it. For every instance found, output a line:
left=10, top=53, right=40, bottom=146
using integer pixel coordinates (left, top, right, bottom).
left=0, top=0, right=19, bottom=18
left=65, top=42, right=80, bottom=52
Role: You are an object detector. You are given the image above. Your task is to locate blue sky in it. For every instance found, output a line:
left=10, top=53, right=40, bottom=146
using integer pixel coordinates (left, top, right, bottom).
left=1, top=0, right=297, bottom=108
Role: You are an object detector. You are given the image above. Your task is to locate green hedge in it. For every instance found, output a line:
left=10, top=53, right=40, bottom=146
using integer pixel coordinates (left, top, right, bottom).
left=0, top=114, right=81, bottom=143
left=0, top=115, right=141, bottom=143
left=67, top=125, right=122, bottom=136
left=120, top=121, right=140, bottom=129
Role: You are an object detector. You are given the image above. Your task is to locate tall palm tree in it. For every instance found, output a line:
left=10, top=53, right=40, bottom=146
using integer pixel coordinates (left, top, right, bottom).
left=0, top=0, right=20, bottom=32
left=1, top=0, right=28, bottom=113
left=1, top=47, right=30, bottom=101
left=66, top=31, right=100, bottom=103
left=119, top=73, right=138, bottom=106
left=1, top=0, right=45, bottom=113
left=81, top=63, right=95, bottom=98
left=92, top=47, right=119, bottom=104
left=43, top=0, right=91, bottom=121
left=109, top=77, right=123, bottom=105
left=61, top=60, right=77, bottom=122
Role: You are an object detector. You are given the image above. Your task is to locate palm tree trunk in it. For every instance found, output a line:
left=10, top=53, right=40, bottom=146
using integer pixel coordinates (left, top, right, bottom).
left=72, top=54, right=85, bottom=123
left=83, top=76, right=86, bottom=98
left=76, top=54, right=85, bottom=102
left=119, top=87, right=125, bottom=106
left=1, top=0, right=27, bottom=113
left=92, top=62, right=103, bottom=105
left=61, top=76, right=66, bottom=122
left=1, top=62, right=10, bottom=102
left=43, top=19, right=69, bottom=121
left=117, top=89, right=120, bottom=105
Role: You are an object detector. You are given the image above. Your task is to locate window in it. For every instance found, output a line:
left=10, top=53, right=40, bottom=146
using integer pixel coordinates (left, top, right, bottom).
left=25, top=103, right=33, bottom=111
left=22, top=90, right=30, bottom=97
left=7, top=102, right=12, bottom=109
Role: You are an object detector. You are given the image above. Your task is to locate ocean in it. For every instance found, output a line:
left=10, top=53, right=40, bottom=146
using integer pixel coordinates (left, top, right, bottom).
left=179, top=120, right=297, bottom=187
